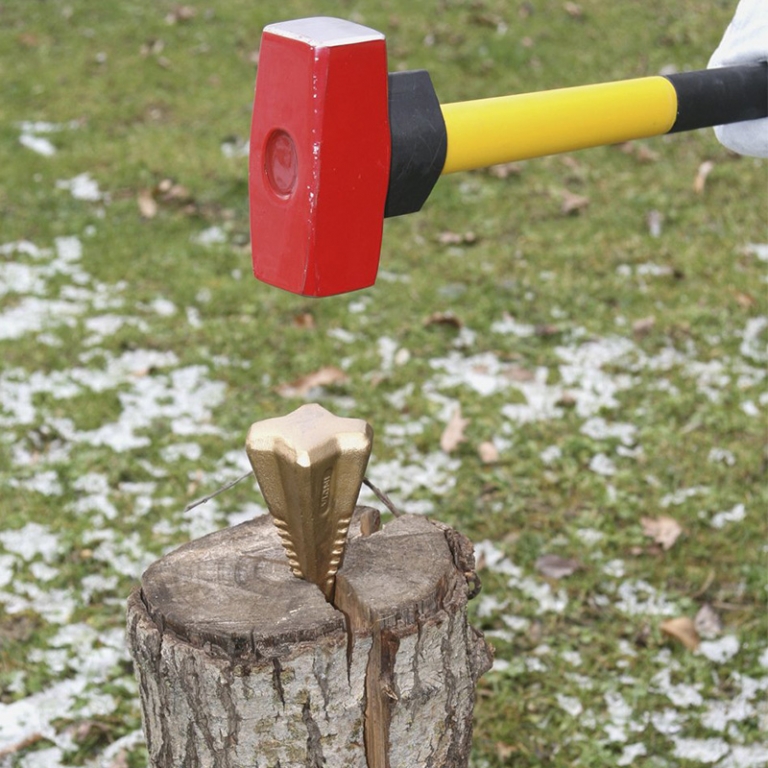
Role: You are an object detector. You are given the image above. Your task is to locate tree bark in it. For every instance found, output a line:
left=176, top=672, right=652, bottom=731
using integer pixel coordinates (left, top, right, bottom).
left=127, top=509, right=492, bottom=768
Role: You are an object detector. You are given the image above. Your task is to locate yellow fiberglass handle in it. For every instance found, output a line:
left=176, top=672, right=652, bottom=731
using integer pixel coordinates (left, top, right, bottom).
left=440, top=76, right=679, bottom=174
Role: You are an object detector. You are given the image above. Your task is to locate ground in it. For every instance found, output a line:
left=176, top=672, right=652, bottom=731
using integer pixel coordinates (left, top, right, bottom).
left=0, top=1, right=766, bottom=766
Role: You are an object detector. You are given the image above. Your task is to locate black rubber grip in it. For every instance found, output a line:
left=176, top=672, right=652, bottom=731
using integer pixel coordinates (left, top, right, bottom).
left=666, top=63, right=768, bottom=133
left=384, top=70, right=447, bottom=218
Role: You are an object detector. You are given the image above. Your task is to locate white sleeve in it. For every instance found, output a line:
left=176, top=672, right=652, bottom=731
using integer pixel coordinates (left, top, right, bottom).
left=708, top=0, right=768, bottom=157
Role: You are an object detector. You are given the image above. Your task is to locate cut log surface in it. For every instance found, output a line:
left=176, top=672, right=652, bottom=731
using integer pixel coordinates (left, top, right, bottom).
left=127, top=510, right=493, bottom=768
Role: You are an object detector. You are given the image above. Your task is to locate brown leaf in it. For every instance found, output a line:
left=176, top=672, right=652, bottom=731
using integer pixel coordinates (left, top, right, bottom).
left=157, top=178, right=191, bottom=202
left=632, top=315, right=656, bottom=337
left=563, top=2, right=583, bottom=17
left=478, top=441, right=499, bottom=464
left=292, top=312, right=316, bottom=329
left=693, top=160, right=715, bottom=194
left=560, top=189, right=590, bottom=215
left=488, top=162, right=523, bottom=179
left=424, top=311, right=463, bottom=329
left=641, top=515, right=683, bottom=550
left=277, top=366, right=348, bottom=398
left=535, top=323, right=561, bottom=337
left=166, top=5, right=196, bottom=24
left=660, top=616, right=700, bottom=650
left=137, top=189, right=158, bottom=219
left=440, top=406, right=469, bottom=453
left=734, top=291, right=755, bottom=309
left=437, top=230, right=477, bottom=245
left=535, top=553, right=581, bottom=579
left=635, top=144, right=660, bottom=163
left=503, top=365, right=536, bottom=382
left=694, top=604, right=723, bottom=640
left=496, top=742, right=518, bottom=760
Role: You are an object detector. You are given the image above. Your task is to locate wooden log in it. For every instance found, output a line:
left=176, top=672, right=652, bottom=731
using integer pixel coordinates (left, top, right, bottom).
left=127, top=509, right=493, bottom=768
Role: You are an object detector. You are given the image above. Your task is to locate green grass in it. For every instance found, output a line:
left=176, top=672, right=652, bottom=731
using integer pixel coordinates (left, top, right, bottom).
left=1, top=1, right=766, bottom=766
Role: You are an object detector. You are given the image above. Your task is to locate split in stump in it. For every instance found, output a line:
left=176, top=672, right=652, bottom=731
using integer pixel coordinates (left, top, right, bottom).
left=127, top=509, right=493, bottom=768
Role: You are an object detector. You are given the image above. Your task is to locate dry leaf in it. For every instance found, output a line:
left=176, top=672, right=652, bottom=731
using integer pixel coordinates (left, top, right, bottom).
left=694, top=604, right=723, bottom=640
left=693, top=160, right=715, bottom=194
left=496, top=742, right=518, bottom=760
left=503, top=365, right=535, bottom=382
left=661, top=616, right=700, bottom=650
left=438, top=230, right=477, bottom=245
left=641, top=515, right=683, bottom=550
left=632, top=315, right=656, bottom=337
left=137, top=189, right=158, bottom=219
left=440, top=406, right=469, bottom=453
left=478, top=441, right=499, bottom=464
left=157, top=178, right=190, bottom=202
left=535, top=323, right=561, bottom=337
left=277, top=366, right=348, bottom=398
left=560, top=190, right=589, bottom=215
left=489, top=162, right=523, bottom=179
left=734, top=291, right=755, bottom=309
left=535, top=553, right=581, bottom=579
left=292, top=312, right=315, bottom=329
left=564, top=2, right=583, bottom=18
left=424, top=311, right=463, bottom=329
left=635, top=144, right=660, bottom=163
left=166, top=5, right=196, bottom=24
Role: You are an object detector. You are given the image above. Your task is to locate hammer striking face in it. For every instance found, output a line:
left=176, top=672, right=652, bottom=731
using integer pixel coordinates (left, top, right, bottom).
left=249, top=18, right=391, bottom=297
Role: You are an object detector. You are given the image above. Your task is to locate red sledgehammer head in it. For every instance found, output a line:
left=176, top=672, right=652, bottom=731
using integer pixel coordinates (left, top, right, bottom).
left=249, top=18, right=391, bottom=297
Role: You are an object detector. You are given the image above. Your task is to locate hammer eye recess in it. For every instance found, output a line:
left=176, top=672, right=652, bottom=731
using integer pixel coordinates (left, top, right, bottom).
left=264, top=129, right=299, bottom=198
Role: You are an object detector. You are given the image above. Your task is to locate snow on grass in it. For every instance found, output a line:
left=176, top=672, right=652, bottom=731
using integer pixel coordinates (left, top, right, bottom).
left=1, top=188, right=765, bottom=768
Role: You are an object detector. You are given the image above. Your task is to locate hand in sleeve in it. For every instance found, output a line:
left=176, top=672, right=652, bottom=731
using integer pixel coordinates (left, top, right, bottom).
left=708, top=0, right=768, bottom=157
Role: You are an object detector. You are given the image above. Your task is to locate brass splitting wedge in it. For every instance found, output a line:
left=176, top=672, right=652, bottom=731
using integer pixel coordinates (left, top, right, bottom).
left=245, top=404, right=373, bottom=603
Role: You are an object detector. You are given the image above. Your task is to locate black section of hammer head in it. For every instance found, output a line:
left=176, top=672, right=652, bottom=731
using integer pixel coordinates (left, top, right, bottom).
left=384, top=70, right=447, bottom=218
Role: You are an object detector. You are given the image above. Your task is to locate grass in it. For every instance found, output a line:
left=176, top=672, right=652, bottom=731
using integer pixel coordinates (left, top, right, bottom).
left=0, top=0, right=766, bottom=766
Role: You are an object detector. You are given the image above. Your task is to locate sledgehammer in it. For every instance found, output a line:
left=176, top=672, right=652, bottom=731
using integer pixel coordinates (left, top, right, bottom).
left=249, top=17, right=767, bottom=297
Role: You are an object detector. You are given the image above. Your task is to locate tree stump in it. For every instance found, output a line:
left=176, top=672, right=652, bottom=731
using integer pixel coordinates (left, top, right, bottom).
left=127, top=509, right=493, bottom=768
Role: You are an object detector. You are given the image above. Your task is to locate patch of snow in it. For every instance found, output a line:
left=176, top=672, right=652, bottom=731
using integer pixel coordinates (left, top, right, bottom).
left=575, top=528, right=604, bottom=546
left=56, top=173, right=103, bottom=202
left=589, top=452, right=616, bottom=475
left=561, top=650, right=583, bottom=666
left=20, top=133, right=57, bottom=156
left=192, top=225, right=226, bottom=245
left=540, top=445, right=561, bottom=464
left=0, top=523, right=61, bottom=562
left=660, top=486, right=708, bottom=507
left=711, top=503, right=747, bottom=529
left=556, top=693, right=583, bottom=717
left=708, top=448, right=736, bottom=466
left=615, top=580, right=678, bottom=617
left=651, top=708, right=685, bottom=735
left=742, top=399, right=760, bottom=417
left=617, top=743, right=647, bottom=766
left=740, top=317, right=768, bottom=363
left=652, top=668, right=704, bottom=708
left=699, top=635, right=740, bottom=664
left=672, top=736, right=729, bottom=763
left=718, top=744, right=768, bottom=768
left=581, top=417, right=637, bottom=445
left=327, top=327, right=356, bottom=343
left=604, top=690, right=633, bottom=742
left=490, top=315, right=536, bottom=336
left=603, top=559, right=626, bottom=578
